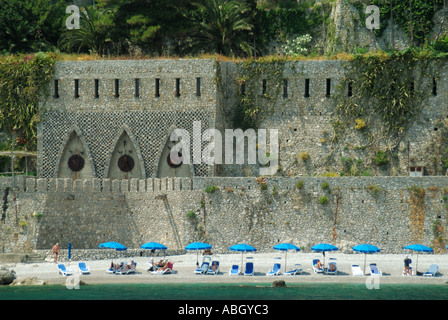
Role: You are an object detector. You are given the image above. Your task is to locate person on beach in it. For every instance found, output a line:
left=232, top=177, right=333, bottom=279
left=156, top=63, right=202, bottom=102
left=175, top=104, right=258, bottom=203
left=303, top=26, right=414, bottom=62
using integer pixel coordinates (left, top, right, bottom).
left=315, top=260, right=323, bottom=270
left=156, top=260, right=171, bottom=272
left=210, top=261, right=219, bottom=272
left=404, top=256, right=412, bottom=275
left=52, top=243, right=60, bottom=263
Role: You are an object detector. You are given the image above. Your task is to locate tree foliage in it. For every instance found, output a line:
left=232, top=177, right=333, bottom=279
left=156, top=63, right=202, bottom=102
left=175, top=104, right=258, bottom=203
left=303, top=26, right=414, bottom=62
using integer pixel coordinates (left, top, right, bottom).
left=186, top=0, right=254, bottom=57
left=0, top=0, right=66, bottom=53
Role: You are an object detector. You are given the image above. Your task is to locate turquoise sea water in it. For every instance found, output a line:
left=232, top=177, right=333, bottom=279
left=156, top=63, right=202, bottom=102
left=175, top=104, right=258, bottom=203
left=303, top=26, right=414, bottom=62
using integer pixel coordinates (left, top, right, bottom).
left=1, top=282, right=448, bottom=300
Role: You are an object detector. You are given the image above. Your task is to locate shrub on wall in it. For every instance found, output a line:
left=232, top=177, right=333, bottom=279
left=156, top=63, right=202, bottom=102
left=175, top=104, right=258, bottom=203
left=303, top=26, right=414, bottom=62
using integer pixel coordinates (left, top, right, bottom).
left=0, top=52, right=57, bottom=150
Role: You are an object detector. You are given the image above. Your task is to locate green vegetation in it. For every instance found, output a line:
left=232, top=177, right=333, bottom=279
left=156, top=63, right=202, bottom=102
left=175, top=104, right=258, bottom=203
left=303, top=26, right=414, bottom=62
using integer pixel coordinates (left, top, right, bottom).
left=0, top=52, right=57, bottom=149
left=319, top=195, right=329, bottom=205
left=375, top=151, right=388, bottom=166
left=186, top=210, right=196, bottom=220
left=204, top=185, right=219, bottom=193
left=295, top=180, right=304, bottom=189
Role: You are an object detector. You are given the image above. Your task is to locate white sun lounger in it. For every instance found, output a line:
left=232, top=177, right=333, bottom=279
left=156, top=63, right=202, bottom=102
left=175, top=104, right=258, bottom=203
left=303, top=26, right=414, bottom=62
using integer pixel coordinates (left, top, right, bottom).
left=423, top=264, right=438, bottom=277
left=351, top=264, right=364, bottom=276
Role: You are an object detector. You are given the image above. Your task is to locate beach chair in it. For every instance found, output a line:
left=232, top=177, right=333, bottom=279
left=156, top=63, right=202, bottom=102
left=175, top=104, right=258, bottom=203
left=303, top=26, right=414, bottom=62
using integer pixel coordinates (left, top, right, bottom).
left=194, top=261, right=210, bottom=274
left=369, top=263, right=382, bottom=276
left=244, top=262, right=254, bottom=276
left=313, top=259, right=323, bottom=273
left=229, top=264, right=240, bottom=276
left=153, top=262, right=174, bottom=275
left=326, top=260, right=337, bottom=275
left=78, top=262, right=90, bottom=274
left=266, top=263, right=281, bottom=276
left=117, top=262, right=137, bottom=275
left=284, top=264, right=303, bottom=276
left=351, top=264, right=364, bottom=276
left=423, top=264, right=438, bottom=277
left=207, top=261, right=220, bottom=275
left=58, top=264, right=73, bottom=276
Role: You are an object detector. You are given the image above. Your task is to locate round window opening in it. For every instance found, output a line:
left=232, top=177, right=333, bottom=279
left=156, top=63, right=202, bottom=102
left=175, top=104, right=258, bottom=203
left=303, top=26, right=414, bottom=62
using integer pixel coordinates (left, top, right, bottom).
left=167, top=152, right=183, bottom=168
left=68, top=155, right=85, bottom=172
left=118, top=155, right=135, bottom=172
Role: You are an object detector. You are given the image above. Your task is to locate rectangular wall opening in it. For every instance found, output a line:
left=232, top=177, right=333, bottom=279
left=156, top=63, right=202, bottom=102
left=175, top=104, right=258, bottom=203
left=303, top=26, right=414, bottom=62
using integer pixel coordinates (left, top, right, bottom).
left=326, top=78, right=331, bottom=97
left=175, top=78, right=180, bottom=97
left=54, top=80, right=59, bottom=98
left=135, top=78, right=140, bottom=98
left=74, top=79, right=79, bottom=99
left=196, top=77, right=201, bottom=97
left=304, top=78, right=310, bottom=98
left=262, top=79, right=267, bottom=95
left=155, top=78, right=160, bottom=97
left=94, top=79, right=99, bottom=98
left=114, top=79, right=120, bottom=98
left=283, top=79, right=288, bottom=98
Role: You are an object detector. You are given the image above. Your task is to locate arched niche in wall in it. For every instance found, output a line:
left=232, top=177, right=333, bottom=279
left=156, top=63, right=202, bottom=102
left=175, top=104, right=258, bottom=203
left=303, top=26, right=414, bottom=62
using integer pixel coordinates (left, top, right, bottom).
left=156, top=130, right=192, bottom=178
left=57, top=130, right=94, bottom=179
left=106, top=128, right=145, bottom=180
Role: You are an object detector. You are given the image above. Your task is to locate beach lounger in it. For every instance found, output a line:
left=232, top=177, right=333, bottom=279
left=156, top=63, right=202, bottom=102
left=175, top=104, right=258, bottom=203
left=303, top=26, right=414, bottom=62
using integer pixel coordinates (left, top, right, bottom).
left=207, top=261, right=220, bottom=275
left=117, top=262, right=137, bottom=275
left=351, top=264, right=364, bottom=276
left=152, top=262, right=174, bottom=275
left=78, top=262, right=90, bottom=274
left=266, top=263, right=281, bottom=276
left=284, top=264, right=303, bottom=276
left=370, top=263, right=382, bottom=276
left=58, top=264, right=73, bottom=276
left=326, top=260, right=337, bottom=275
left=194, top=261, right=210, bottom=274
left=244, top=262, right=254, bottom=276
left=229, top=264, right=240, bottom=276
left=423, top=264, right=438, bottom=277
left=313, top=259, right=323, bottom=273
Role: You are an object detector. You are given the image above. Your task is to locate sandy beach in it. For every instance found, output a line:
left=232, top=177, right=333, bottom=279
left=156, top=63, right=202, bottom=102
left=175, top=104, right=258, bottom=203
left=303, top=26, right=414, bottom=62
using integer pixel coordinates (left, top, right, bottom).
left=4, top=252, right=448, bottom=286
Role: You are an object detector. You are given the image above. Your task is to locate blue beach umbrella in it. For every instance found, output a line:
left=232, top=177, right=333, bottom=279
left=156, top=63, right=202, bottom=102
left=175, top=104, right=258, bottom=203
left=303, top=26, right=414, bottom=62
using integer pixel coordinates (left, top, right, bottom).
left=404, top=244, right=433, bottom=274
left=353, top=244, right=380, bottom=274
left=273, top=243, right=300, bottom=273
left=229, top=243, right=257, bottom=272
left=311, top=243, right=338, bottom=267
left=141, top=242, right=167, bottom=260
left=141, top=242, right=167, bottom=251
left=99, top=241, right=127, bottom=251
left=185, top=242, right=212, bottom=266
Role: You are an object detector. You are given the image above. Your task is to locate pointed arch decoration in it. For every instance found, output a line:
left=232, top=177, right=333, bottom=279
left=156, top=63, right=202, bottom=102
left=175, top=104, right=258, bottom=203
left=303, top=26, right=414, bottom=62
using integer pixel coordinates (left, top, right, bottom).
left=56, top=127, right=95, bottom=179
left=105, top=125, right=146, bottom=180
left=155, top=125, right=192, bottom=178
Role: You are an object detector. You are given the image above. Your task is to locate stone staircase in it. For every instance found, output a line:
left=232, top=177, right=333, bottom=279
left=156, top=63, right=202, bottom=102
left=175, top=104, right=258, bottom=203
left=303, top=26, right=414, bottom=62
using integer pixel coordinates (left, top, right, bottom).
left=25, top=252, right=46, bottom=263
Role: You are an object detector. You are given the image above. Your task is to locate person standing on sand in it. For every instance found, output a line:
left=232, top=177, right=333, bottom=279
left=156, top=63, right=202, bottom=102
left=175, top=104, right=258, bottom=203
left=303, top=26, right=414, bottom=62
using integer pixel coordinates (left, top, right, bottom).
left=52, top=243, right=60, bottom=263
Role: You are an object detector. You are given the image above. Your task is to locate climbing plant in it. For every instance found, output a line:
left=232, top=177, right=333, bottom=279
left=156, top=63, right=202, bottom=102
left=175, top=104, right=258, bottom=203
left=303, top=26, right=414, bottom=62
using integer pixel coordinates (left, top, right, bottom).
left=369, top=0, right=446, bottom=45
left=233, top=56, right=291, bottom=130
left=332, top=49, right=441, bottom=149
left=0, top=52, right=57, bottom=150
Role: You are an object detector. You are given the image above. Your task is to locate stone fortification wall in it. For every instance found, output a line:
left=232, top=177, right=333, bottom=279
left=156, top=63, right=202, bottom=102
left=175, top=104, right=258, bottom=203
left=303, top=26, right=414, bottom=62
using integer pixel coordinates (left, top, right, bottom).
left=219, top=60, right=448, bottom=177
left=1, top=176, right=446, bottom=255
left=38, top=59, right=218, bottom=180
left=38, top=58, right=448, bottom=180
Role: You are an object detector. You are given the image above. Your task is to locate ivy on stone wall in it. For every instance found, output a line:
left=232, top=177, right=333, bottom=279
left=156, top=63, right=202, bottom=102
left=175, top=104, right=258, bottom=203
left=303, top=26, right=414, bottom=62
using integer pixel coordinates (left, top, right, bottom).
left=0, top=52, right=57, bottom=150
left=333, top=49, right=442, bottom=149
left=233, top=56, right=290, bottom=130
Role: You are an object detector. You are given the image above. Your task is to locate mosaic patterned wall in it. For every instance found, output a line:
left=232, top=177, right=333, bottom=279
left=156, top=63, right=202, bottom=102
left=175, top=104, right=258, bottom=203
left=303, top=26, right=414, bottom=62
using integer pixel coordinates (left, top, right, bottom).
left=39, top=110, right=211, bottom=178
